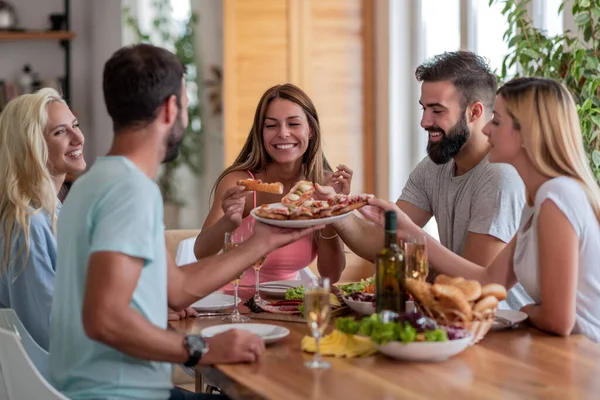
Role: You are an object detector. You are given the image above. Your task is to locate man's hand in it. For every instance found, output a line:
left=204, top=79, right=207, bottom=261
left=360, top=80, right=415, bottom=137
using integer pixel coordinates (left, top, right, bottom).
left=251, top=221, right=325, bottom=252
left=202, top=329, right=265, bottom=364
left=359, top=198, right=420, bottom=236
left=168, top=307, right=198, bottom=321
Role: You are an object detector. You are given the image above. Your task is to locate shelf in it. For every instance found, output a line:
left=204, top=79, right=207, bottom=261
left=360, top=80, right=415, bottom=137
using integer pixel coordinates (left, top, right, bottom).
left=0, top=31, right=75, bottom=41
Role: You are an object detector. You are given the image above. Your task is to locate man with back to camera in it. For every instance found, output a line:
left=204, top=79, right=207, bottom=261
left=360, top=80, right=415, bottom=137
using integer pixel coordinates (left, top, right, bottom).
left=49, top=43, right=323, bottom=400
left=321, top=51, right=530, bottom=309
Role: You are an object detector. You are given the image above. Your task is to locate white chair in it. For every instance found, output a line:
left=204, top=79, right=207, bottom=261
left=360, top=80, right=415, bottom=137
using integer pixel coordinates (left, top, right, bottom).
left=0, top=326, right=68, bottom=399
left=0, top=309, right=49, bottom=380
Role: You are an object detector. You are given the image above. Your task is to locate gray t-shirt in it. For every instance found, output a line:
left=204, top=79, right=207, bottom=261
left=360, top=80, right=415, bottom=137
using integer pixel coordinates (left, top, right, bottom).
left=400, top=156, right=530, bottom=310
left=399, top=156, right=525, bottom=254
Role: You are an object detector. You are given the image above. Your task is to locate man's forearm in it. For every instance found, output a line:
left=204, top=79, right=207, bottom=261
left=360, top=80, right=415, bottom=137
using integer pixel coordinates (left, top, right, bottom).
left=84, top=308, right=188, bottom=364
left=333, top=214, right=383, bottom=262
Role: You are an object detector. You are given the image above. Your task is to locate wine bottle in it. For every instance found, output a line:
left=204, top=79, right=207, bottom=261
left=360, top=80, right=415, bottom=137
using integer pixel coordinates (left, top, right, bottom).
left=375, top=210, right=406, bottom=314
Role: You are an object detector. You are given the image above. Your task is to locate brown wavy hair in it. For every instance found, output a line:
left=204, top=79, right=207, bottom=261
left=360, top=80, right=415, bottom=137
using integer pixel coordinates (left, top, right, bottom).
left=212, top=83, right=332, bottom=198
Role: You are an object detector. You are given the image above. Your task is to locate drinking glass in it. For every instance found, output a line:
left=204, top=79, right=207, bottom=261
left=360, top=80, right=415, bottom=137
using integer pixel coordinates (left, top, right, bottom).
left=404, top=233, right=429, bottom=282
left=222, top=232, right=250, bottom=322
left=247, top=220, right=268, bottom=305
left=252, top=255, right=268, bottom=305
left=304, top=277, right=331, bottom=369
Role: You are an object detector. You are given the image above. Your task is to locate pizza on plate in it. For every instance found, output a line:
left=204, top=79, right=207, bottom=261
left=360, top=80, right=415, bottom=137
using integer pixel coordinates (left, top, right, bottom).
left=254, top=181, right=374, bottom=221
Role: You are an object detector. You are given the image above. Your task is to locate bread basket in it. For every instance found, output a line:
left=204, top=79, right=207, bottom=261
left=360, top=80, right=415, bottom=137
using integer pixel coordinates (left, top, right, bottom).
left=412, top=299, right=496, bottom=345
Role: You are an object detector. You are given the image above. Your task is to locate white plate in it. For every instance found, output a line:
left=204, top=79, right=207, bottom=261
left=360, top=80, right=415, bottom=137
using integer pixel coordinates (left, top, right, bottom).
left=492, top=309, right=528, bottom=330
left=343, top=298, right=416, bottom=315
left=259, top=280, right=303, bottom=298
left=251, top=203, right=352, bottom=228
left=376, top=333, right=473, bottom=362
left=191, top=293, right=240, bottom=312
left=201, top=323, right=290, bottom=344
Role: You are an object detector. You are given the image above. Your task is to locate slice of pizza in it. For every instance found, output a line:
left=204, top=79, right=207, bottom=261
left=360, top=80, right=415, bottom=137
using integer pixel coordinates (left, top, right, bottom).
left=289, top=206, right=314, bottom=220
left=254, top=204, right=290, bottom=220
left=330, top=193, right=375, bottom=216
left=237, top=178, right=283, bottom=194
left=281, top=180, right=314, bottom=208
left=301, top=199, right=332, bottom=218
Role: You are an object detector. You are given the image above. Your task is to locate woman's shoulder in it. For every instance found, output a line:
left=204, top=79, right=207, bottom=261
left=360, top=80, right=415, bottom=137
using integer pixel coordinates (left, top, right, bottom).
left=535, top=176, right=588, bottom=207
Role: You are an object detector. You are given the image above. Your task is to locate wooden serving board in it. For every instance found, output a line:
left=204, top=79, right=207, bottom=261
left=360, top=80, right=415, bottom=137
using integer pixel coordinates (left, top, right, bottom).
left=248, top=305, right=352, bottom=323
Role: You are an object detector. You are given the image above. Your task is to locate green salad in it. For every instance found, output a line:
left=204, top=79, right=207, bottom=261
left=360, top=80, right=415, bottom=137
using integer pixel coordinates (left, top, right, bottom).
left=285, top=286, right=305, bottom=300
left=335, top=313, right=448, bottom=345
left=337, top=277, right=375, bottom=295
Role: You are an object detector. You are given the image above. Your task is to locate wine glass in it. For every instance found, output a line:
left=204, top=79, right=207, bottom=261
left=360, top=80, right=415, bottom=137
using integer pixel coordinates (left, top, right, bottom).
left=404, top=233, right=429, bottom=282
left=222, top=231, right=250, bottom=323
left=252, top=255, right=267, bottom=305
left=247, top=220, right=268, bottom=305
left=304, top=277, right=331, bottom=369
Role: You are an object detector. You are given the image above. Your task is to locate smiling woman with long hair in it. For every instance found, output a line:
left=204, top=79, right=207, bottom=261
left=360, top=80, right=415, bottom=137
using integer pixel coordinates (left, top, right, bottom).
left=194, top=83, right=352, bottom=285
left=0, top=88, right=86, bottom=350
left=361, top=77, right=600, bottom=342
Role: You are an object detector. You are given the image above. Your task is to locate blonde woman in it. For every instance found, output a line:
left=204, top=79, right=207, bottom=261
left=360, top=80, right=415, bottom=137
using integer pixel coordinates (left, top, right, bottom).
left=0, top=88, right=86, bottom=350
left=195, top=83, right=350, bottom=285
left=361, top=77, right=600, bottom=342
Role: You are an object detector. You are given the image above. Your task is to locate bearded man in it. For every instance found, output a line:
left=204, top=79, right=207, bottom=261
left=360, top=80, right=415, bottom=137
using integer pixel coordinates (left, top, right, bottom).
left=322, top=51, right=528, bottom=309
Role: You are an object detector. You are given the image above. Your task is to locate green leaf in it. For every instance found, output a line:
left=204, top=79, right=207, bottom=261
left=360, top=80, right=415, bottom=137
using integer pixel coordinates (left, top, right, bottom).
left=593, top=150, right=600, bottom=167
left=590, top=130, right=600, bottom=143
left=592, top=115, right=600, bottom=128
left=521, top=48, right=540, bottom=58
left=592, top=8, right=600, bottom=19
left=574, top=12, right=591, bottom=25
left=580, top=0, right=591, bottom=7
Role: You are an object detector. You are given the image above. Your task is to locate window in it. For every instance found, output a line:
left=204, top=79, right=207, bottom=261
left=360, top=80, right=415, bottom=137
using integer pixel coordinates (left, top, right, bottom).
left=472, top=0, right=512, bottom=75
left=421, top=0, right=461, bottom=59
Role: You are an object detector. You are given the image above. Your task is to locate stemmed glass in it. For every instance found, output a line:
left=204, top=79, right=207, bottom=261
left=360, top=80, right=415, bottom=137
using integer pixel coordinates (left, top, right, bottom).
left=222, top=231, right=250, bottom=323
left=404, top=233, right=429, bottom=282
left=247, top=220, right=268, bottom=305
left=252, top=255, right=267, bottom=305
left=304, top=277, right=332, bottom=369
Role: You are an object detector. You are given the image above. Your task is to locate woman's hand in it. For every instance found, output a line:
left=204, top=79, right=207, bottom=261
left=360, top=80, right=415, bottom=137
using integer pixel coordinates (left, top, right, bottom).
left=358, top=198, right=420, bottom=237
left=325, top=164, right=353, bottom=195
left=221, top=186, right=248, bottom=227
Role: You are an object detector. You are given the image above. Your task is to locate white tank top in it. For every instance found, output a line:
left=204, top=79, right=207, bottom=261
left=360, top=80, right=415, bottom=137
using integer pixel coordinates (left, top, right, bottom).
left=513, top=176, right=600, bottom=342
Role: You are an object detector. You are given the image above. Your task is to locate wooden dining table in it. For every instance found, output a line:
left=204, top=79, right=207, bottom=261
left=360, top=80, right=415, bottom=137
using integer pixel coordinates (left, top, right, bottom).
left=169, top=289, right=600, bottom=400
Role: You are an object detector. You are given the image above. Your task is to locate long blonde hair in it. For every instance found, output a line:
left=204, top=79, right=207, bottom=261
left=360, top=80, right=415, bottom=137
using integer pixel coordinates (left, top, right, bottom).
left=0, top=88, right=65, bottom=274
left=498, top=77, right=600, bottom=221
left=213, top=84, right=332, bottom=198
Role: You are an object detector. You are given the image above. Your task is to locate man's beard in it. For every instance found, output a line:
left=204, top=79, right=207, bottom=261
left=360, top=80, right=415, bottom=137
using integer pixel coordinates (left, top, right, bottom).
left=162, top=112, right=185, bottom=163
left=426, top=113, right=470, bottom=165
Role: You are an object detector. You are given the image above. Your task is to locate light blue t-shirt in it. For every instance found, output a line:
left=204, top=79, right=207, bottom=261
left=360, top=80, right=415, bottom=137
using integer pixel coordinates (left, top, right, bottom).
left=0, top=208, right=58, bottom=351
left=49, top=156, right=171, bottom=400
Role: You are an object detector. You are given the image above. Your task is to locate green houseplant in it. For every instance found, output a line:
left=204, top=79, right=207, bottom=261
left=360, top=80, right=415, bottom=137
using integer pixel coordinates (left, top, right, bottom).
left=492, top=0, right=600, bottom=183
left=123, top=0, right=204, bottom=213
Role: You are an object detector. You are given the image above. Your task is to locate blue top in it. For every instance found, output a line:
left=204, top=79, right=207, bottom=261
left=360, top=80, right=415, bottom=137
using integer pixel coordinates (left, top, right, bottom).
left=49, top=156, right=171, bottom=400
left=0, top=206, right=59, bottom=351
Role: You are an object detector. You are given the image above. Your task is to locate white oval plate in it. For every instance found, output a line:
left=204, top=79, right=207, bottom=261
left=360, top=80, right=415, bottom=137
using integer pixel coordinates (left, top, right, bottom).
left=259, top=280, right=303, bottom=298
left=376, top=333, right=473, bottom=362
left=251, top=203, right=352, bottom=228
left=343, top=298, right=416, bottom=315
left=191, top=292, right=240, bottom=312
left=201, top=323, right=290, bottom=344
left=492, top=309, right=528, bottom=330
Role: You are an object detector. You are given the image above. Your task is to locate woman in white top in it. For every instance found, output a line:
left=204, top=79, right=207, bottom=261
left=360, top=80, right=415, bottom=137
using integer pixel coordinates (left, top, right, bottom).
left=361, top=77, right=600, bottom=342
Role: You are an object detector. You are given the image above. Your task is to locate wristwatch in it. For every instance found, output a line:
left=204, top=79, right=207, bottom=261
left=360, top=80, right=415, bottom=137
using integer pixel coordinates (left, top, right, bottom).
left=183, top=335, right=209, bottom=367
